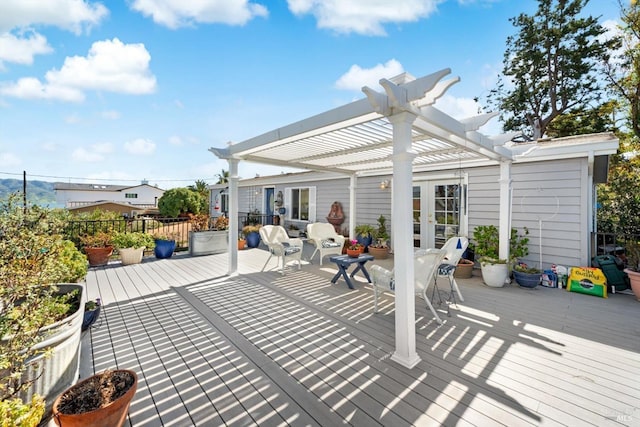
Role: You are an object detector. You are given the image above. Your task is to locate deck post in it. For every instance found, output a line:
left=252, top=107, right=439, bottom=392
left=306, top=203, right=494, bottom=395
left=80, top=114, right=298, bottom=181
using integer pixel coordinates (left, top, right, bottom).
left=498, top=160, right=512, bottom=264
left=228, top=158, right=240, bottom=276
left=389, top=111, right=420, bottom=369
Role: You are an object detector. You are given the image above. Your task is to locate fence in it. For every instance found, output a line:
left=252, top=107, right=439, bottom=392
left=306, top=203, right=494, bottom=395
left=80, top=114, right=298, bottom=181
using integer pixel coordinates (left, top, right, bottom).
left=591, top=232, right=639, bottom=263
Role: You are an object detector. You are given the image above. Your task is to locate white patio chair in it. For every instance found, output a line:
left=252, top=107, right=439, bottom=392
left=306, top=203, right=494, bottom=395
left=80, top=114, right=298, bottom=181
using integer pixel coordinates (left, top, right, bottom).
left=259, top=225, right=303, bottom=275
left=306, top=222, right=346, bottom=265
left=436, top=236, right=469, bottom=303
left=371, top=248, right=447, bottom=324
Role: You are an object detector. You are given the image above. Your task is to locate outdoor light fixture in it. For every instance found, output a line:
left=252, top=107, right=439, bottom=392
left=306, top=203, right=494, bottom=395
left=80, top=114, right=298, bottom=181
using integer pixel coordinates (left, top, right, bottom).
left=380, top=180, right=390, bottom=190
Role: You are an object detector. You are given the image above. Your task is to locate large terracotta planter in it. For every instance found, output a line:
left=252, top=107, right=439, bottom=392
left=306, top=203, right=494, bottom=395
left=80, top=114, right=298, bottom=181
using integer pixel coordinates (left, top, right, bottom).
left=84, top=246, right=113, bottom=267
left=624, top=269, right=640, bottom=301
left=368, top=246, right=389, bottom=260
left=52, top=369, right=137, bottom=427
left=480, top=262, right=509, bottom=287
left=454, top=259, right=474, bottom=279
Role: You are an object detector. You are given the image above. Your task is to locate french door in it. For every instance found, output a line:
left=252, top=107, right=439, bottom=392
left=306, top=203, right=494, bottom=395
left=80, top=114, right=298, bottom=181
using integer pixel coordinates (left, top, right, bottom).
left=413, top=178, right=466, bottom=249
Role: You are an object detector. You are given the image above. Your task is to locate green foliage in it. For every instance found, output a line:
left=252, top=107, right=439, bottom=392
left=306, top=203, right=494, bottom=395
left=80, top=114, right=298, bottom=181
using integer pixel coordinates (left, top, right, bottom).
left=484, top=0, right=617, bottom=139
left=0, top=193, right=84, bottom=407
left=597, top=149, right=640, bottom=235
left=158, top=187, right=204, bottom=218
left=355, top=224, right=375, bottom=238
left=472, top=225, right=529, bottom=263
left=112, top=231, right=156, bottom=250
left=373, top=215, right=390, bottom=247
left=0, top=396, right=45, bottom=427
left=0, top=179, right=56, bottom=207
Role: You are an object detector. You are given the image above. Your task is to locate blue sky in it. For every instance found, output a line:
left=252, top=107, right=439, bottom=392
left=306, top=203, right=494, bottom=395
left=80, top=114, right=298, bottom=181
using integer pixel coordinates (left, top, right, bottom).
left=0, top=0, right=620, bottom=189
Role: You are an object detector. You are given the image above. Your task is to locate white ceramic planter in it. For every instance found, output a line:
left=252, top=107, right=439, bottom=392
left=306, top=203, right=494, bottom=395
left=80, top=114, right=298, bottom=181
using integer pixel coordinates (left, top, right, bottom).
left=119, top=247, right=145, bottom=265
left=480, top=262, right=509, bottom=287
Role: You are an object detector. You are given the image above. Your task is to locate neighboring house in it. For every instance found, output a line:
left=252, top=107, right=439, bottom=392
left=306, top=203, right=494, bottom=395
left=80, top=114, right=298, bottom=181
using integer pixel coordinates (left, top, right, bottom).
left=211, top=132, right=615, bottom=270
left=55, top=181, right=164, bottom=217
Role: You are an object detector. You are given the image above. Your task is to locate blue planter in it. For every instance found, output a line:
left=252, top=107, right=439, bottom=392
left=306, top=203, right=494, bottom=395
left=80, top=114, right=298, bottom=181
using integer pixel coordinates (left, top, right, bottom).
left=513, top=270, right=541, bottom=288
left=357, top=235, right=373, bottom=252
left=154, top=239, right=176, bottom=259
left=245, top=231, right=261, bottom=248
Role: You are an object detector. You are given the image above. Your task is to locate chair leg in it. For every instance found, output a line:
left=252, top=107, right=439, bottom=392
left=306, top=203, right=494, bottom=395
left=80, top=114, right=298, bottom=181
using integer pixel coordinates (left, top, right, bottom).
left=450, top=275, right=464, bottom=302
left=373, top=286, right=379, bottom=313
left=422, top=288, right=443, bottom=325
left=261, top=254, right=274, bottom=272
left=310, top=247, right=319, bottom=265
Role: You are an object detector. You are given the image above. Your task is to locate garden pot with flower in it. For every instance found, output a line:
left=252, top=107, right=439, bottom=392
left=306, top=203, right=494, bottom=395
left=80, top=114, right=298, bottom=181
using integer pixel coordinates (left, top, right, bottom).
left=346, top=239, right=364, bottom=257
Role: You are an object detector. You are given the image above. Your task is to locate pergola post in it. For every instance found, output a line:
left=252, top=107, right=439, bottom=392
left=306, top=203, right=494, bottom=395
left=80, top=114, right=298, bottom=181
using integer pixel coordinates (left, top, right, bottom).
left=349, top=175, right=357, bottom=238
left=388, top=111, right=420, bottom=369
left=228, top=158, right=240, bottom=276
left=498, top=160, right=512, bottom=263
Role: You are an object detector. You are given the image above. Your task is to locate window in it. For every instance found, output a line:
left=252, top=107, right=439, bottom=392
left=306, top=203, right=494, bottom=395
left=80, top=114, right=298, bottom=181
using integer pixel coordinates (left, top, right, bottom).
left=125, top=193, right=138, bottom=199
left=285, top=187, right=316, bottom=222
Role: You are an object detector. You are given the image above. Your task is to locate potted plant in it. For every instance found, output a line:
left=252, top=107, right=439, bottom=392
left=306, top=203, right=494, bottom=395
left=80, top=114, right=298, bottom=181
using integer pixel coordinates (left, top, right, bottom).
left=238, top=233, right=246, bottom=250
left=1, top=194, right=88, bottom=426
left=346, top=239, right=364, bottom=257
left=287, top=223, right=300, bottom=238
left=79, top=232, right=114, bottom=267
left=189, top=214, right=229, bottom=256
left=368, top=215, right=390, bottom=259
left=453, top=258, right=475, bottom=279
left=153, top=232, right=179, bottom=259
left=243, top=224, right=262, bottom=248
left=513, top=262, right=542, bottom=288
left=354, top=224, right=376, bottom=252
left=473, top=225, right=529, bottom=288
left=52, top=369, right=137, bottom=427
left=112, top=231, right=155, bottom=265
left=623, top=240, right=640, bottom=300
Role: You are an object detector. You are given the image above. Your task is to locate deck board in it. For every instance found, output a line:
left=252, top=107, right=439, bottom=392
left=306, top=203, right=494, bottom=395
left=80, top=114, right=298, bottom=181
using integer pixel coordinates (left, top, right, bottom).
left=70, top=249, right=640, bottom=427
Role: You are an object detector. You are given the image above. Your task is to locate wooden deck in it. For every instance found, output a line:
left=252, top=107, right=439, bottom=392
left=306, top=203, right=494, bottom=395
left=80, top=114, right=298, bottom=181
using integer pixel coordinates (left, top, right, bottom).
left=73, top=247, right=639, bottom=426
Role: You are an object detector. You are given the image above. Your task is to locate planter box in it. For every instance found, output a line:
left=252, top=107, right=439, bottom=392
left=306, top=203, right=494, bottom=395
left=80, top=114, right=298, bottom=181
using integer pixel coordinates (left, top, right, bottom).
left=189, top=230, right=228, bottom=256
left=18, top=284, right=85, bottom=410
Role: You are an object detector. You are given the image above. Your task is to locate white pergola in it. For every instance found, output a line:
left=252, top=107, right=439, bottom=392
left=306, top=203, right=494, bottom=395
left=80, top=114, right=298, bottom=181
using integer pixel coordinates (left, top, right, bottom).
left=209, top=69, right=516, bottom=368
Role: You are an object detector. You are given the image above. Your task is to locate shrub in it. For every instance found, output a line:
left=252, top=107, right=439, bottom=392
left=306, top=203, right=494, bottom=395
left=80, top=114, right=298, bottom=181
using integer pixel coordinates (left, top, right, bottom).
left=0, top=193, right=85, bottom=423
left=112, top=231, right=156, bottom=250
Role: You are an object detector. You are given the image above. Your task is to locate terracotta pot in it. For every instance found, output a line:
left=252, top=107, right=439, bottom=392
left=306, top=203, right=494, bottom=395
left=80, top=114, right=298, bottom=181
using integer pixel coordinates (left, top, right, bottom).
left=368, top=246, right=389, bottom=260
left=52, top=369, right=137, bottom=427
left=84, top=246, right=113, bottom=267
left=454, top=259, right=474, bottom=279
left=346, top=249, right=362, bottom=258
left=238, top=239, right=246, bottom=250
left=624, top=269, right=640, bottom=301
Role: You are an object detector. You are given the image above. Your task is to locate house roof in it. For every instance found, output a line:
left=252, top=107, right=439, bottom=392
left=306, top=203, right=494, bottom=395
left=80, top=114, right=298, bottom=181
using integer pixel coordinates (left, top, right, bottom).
left=54, top=182, right=164, bottom=192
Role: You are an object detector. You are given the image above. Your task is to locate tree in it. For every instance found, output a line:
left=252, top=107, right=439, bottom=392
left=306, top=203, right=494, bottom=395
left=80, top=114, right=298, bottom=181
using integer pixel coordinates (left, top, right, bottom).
left=216, top=169, right=229, bottom=184
left=158, top=188, right=204, bottom=218
left=188, top=179, right=209, bottom=212
left=486, top=0, right=618, bottom=139
left=596, top=1, right=640, bottom=235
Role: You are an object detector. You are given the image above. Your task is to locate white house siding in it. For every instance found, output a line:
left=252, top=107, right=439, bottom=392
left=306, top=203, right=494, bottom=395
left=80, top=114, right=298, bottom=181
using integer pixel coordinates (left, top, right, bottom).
left=55, top=184, right=164, bottom=208
left=467, top=158, right=587, bottom=269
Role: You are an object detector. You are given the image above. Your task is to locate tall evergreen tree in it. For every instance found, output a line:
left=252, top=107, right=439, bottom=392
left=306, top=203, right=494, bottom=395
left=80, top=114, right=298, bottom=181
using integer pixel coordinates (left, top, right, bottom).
left=486, top=0, right=617, bottom=139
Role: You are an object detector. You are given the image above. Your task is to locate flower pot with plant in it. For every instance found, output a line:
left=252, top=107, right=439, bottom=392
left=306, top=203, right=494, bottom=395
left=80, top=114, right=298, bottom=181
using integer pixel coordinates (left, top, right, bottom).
left=243, top=224, right=262, bottom=248
left=112, top=231, right=156, bottom=265
left=346, top=239, right=364, bottom=257
left=52, top=369, right=137, bottom=427
left=189, top=214, right=229, bottom=256
left=153, top=232, right=179, bottom=259
left=80, top=232, right=114, bottom=267
left=369, top=215, right=390, bottom=259
left=472, top=225, right=530, bottom=288
left=238, top=233, right=246, bottom=250
left=513, top=262, right=542, bottom=288
left=354, top=224, right=375, bottom=252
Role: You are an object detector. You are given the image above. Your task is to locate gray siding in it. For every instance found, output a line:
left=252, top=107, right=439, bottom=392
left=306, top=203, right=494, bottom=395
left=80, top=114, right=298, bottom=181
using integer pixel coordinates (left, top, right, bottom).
left=468, top=158, right=587, bottom=269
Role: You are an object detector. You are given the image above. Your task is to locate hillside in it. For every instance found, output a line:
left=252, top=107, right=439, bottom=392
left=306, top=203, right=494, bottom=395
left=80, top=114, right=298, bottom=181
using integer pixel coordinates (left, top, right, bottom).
left=0, top=179, right=57, bottom=207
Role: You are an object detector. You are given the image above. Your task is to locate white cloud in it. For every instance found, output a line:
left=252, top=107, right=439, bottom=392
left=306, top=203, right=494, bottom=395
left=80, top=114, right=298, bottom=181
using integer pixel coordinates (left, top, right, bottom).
left=71, top=147, right=103, bottom=162
left=65, top=113, right=81, bottom=124
left=0, top=0, right=108, bottom=34
left=130, top=0, right=268, bottom=29
left=0, top=30, right=52, bottom=69
left=93, top=143, right=114, bottom=154
left=0, top=38, right=157, bottom=102
left=124, top=138, right=156, bottom=155
left=335, top=59, right=404, bottom=91
left=287, top=0, right=441, bottom=36
left=101, top=110, right=121, bottom=120
left=0, top=151, right=21, bottom=167
left=168, top=135, right=183, bottom=145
